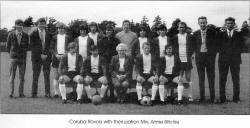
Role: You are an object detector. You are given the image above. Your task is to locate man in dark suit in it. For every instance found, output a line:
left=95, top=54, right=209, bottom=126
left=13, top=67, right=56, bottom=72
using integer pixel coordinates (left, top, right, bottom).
left=30, top=17, right=52, bottom=98
left=6, top=19, right=29, bottom=98
left=192, top=16, right=218, bottom=103
left=218, top=17, right=244, bottom=103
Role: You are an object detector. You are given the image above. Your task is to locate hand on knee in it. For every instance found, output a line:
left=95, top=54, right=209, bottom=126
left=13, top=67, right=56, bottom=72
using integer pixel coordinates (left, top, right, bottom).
left=58, top=77, right=65, bottom=84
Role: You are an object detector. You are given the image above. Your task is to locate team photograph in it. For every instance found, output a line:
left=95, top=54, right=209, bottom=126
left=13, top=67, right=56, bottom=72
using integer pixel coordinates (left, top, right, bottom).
left=0, top=1, right=249, bottom=115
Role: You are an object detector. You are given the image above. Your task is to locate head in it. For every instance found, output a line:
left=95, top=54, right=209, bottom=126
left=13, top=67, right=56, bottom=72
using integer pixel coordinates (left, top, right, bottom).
left=242, top=21, right=248, bottom=28
left=116, top=43, right=127, bottom=58
left=56, top=22, right=66, bottom=35
left=36, top=17, right=46, bottom=31
left=198, top=16, right=207, bottom=30
left=105, top=25, right=114, bottom=37
left=90, top=45, right=99, bottom=57
left=79, top=24, right=89, bottom=36
left=157, top=24, right=167, bottom=37
left=67, top=42, right=77, bottom=54
left=139, top=26, right=148, bottom=37
left=15, top=19, right=24, bottom=33
left=89, top=22, right=98, bottom=33
left=165, top=44, right=173, bottom=56
left=122, top=20, right=130, bottom=32
left=225, top=17, right=235, bottom=31
left=178, top=22, right=187, bottom=34
left=142, top=42, right=151, bottom=55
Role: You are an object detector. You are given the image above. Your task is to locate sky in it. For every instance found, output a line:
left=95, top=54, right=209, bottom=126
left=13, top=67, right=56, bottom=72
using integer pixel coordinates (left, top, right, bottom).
left=0, top=1, right=249, bottom=31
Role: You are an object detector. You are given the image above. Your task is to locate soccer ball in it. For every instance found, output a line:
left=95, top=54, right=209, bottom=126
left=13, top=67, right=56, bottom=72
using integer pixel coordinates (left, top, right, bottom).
left=91, top=95, right=102, bottom=105
left=141, top=96, right=152, bottom=106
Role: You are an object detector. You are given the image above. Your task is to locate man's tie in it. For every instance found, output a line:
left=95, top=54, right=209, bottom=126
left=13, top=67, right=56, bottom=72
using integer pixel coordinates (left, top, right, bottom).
left=40, top=30, right=45, bottom=50
left=228, top=31, right=232, bottom=39
left=17, top=33, right=22, bottom=45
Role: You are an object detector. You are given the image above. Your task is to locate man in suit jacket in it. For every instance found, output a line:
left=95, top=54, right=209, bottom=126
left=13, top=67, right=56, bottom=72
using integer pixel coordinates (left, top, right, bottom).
left=30, top=17, right=52, bottom=98
left=6, top=19, right=29, bottom=98
left=192, top=16, right=218, bottom=103
left=50, top=22, right=71, bottom=98
left=218, top=17, right=244, bottom=103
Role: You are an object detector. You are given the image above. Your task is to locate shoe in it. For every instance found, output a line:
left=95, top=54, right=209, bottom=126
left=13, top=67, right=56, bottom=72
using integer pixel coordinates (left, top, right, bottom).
left=76, top=99, right=83, bottom=104
left=196, top=99, right=205, bottom=104
left=45, top=94, right=51, bottom=98
left=116, top=98, right=121, bottom=103
left=188, top=97, right=194, bottom=102
left=215, top=99, right=226, bottom=104
left=62, top=99, right=68, bottom=104
left=159, top=101, right=166, bottom=105
left=31, top=95, right=38, bottom=98
left=165, top=96, right=174, bottom=103
left=9, top=94, right=13, bottom=98
left=19, top=94, right=25, bottom=98
left=137, top=99, right=142, bottom=105
left=233, top=99, right=240, bottom=103
left=177, top=100, right=183, bottom=105
left=53, top=94, right=59, bottom=98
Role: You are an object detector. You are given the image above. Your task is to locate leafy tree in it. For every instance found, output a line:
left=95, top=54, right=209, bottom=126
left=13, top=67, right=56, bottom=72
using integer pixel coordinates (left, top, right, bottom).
left=46, top=17, right=57, bottom=35
left=98, top=20, right=116, bottom=34
left=151, top=15, right=163, bottom=38
left=141, top=16, right=149, bottom=24
left=68, top=19, right=88, bottom=39
left=168, top=18, right=181, bottom=37
left=0, top=28, right=8, bottom=42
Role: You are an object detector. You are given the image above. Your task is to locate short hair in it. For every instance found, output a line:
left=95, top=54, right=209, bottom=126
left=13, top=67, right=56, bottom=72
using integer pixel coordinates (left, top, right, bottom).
left=122, top=20, right=130, bottom=25
left=90, top=45, right=98, bottom=51
left=15, top=19, right=24, bottom=26
left=142, top=42, right=151, bottom=48
left=225, top=17, right=235, bottom=23
left=67, top=42, right=76, bottom=49
left=36, top=17, right=46, bottom=24
left=198, top=16, right=207, bottom=21
left=157, top=24, right=167, bottom=31
left=138, top=25, right=149, bottom=37
left=106, top=24, right=114, bottom=31
left=89, top=22, right=97, bottom=27
left=165, top=43, right=173, bottom=49
left=178, top=22, right=187, bottom=29
left=56, top=22, right=66, bottom=29
left=79, top=24, right=89, bottom=32
left=116, top=43, right=128, bottom=51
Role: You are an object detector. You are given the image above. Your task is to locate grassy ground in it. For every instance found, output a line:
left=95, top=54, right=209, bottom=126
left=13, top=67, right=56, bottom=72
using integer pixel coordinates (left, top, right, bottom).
left=0, top=52, right=249, bottom=114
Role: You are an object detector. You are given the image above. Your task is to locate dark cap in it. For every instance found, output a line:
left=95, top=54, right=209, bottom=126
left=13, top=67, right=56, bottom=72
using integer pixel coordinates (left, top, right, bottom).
left=15, top=19, right=24, bottom=25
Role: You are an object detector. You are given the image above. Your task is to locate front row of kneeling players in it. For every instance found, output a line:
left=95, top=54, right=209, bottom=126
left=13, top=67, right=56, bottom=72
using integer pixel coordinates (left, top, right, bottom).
left=59, top=41, right=191, bottom=105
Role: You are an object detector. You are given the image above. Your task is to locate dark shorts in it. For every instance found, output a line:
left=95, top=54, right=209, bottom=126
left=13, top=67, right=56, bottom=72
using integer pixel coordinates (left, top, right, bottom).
left=162, top=74, right=178, bottom=88
left=111, top=71, right=131, bottom=88
left=141, top=73, right=154, bottom=89
left=65, top=71, right=79, bottom=80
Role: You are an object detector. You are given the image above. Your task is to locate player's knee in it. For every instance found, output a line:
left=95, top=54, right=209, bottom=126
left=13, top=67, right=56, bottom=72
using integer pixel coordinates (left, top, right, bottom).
left=100, top=77, right=108, bottom=85
left=122, top=81, right=129, bottom=88
left=136, top=76, right=143, bottom=83
left=58, top=76, right=65, bottom=84
left=84, top=77, right=92, bottom=84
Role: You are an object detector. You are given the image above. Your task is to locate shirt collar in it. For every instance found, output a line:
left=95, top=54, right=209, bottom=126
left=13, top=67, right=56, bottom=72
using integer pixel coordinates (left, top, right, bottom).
left=15, top=31, right=22, bottom=36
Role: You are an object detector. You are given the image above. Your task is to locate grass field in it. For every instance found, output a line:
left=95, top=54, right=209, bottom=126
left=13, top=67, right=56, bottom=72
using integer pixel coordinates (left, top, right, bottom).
left=0, top=52, right=249, bottom=114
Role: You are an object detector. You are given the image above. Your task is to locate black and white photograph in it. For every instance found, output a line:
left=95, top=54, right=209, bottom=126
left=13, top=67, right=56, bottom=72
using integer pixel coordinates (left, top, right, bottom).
left=0, top=0, right=249, bottom=127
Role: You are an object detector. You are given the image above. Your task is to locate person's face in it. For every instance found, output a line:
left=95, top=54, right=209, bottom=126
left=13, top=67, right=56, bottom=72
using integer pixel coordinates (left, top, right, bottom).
left=198, top=19, right=207, bottom=30
left=165, top=46, right=173, bottom=56
left=58, top=28, right=65, bottom=34
left=178, top=24, right=186, bottom=34
left=242, top=22, right=248, bottom=28
left=139, top=30, right=146, bottom=37
left=90, top=26, right=97, bottom=33
left=68, top=46, right=76, bottom=54
left=143, top=45, right=150, bottom=55
left=117, top=48, right=126, bottom=57
left=38, top=22, right=46, bottom=30
left=15, top=24, right=23, bottom=32
left=91, top=49, right=99, bottom=57
left=123, top=22, right=130, bottom=32
left=159, top=29, right=166, bottom=36
left=106, top=30, right=113, bottom=37
left=226, top=20, right=235, bottom=30
left=80, top=30, right=87, bottom=36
